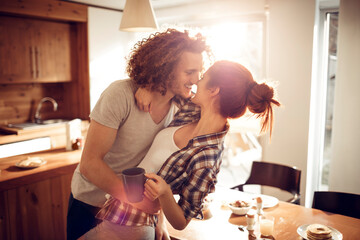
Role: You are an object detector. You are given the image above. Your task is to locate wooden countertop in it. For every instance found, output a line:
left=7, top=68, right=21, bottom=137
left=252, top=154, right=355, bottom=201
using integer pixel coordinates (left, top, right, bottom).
left=0, top=148, right=81, bottom=191
left=167, top=187, right=360, bottom=240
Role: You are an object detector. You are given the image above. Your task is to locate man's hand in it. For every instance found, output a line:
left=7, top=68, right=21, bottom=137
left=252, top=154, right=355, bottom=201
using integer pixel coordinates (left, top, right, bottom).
left=135, top=87, right=153, bottom=112
left=131, top=194, right=161, bottom=214
left=155, top=210, right=171, bottom=240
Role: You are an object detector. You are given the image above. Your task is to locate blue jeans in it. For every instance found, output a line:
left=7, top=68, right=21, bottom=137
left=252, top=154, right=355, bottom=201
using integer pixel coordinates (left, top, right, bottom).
left=66, top=193, right=102, bottom=240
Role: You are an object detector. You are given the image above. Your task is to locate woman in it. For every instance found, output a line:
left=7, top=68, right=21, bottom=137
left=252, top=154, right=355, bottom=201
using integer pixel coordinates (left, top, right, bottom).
left=81, top=60, right=280, bottom=240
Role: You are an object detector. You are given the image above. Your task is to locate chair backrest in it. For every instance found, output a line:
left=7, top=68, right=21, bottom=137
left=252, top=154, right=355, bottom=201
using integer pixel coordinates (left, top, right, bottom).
left=312, top=191, right=360, bottom=219
left=245, top=161, right=301, bottom=196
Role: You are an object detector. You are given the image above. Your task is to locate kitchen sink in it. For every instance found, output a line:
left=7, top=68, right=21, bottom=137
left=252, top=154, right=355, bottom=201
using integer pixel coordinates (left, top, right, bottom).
left=40, top=119, right=69, bottom=125
left=7, top=119, right=70, bottom=130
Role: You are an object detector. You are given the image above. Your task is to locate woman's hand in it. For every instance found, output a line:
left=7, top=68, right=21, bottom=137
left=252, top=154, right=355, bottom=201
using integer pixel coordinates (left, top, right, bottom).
left=135, top=87, right=153, bottom=112
left=144, top=173, right=172, bottom=201
left=145, top=173, right=189, bottom=230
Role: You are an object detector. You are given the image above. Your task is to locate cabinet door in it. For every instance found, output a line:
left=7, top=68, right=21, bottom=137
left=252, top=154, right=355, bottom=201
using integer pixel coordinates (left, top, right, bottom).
left=34, top=20, right=72, bottom=82
left=0, top=191, right=10, bottom=240
left=0, top=16, right=72, bottom=83
left=4, top=173, right=73, bottom=240
left=0, top=16, right=35, bottom=83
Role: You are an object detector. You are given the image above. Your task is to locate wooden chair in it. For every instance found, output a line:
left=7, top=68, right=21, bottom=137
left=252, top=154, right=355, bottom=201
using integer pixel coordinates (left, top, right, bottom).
left=312, top=191, right=360, bottom=219
left=231, top=161, right=301, bottom=204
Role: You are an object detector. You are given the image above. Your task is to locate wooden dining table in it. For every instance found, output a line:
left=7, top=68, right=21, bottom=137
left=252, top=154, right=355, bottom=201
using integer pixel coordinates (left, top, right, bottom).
left=166, top=187, right=360, bottom=239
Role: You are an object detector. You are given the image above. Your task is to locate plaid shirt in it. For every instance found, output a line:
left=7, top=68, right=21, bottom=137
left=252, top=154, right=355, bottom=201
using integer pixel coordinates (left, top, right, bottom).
left=169, top=96, right=201, bottom=127
left=96, top=99, right=228, bottom=226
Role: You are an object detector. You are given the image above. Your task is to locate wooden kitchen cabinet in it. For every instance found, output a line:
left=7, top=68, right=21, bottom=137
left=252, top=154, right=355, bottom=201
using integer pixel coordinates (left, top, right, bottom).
left=0, top=15, right=72, bottom=83
left=0, top=172, right=73, bottom=240
left=0, top=0, right=90, bottom=124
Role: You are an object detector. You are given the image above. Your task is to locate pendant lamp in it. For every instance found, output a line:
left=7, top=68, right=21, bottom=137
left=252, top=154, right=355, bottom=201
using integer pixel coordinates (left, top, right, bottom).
left=120, top=0, right=159, bottom=32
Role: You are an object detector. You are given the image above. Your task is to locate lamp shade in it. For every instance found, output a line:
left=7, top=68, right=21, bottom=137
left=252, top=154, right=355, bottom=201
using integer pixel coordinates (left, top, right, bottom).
left=120, top=0, right=159, bottom=32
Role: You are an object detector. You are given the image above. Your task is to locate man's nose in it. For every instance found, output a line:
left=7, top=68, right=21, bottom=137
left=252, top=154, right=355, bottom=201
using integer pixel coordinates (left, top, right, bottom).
left=190, top=75, right=200, bottom=84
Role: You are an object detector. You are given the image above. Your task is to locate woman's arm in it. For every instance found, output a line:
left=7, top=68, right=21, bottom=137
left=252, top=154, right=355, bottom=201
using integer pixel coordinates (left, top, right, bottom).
left=134, top=87, right=153, bottom=112
left=145, top=173, right=191, bottom=230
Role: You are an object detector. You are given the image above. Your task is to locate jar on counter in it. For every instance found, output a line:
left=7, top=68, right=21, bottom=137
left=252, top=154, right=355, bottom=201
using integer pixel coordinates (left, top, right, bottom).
left=72, top=137, right=83, bottom=150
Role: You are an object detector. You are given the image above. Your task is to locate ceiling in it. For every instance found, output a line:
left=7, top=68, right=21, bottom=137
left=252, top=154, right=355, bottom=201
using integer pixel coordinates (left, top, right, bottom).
left=66, top=0, right=340, bottom=12
left=65, top=0, right=208, bottom=11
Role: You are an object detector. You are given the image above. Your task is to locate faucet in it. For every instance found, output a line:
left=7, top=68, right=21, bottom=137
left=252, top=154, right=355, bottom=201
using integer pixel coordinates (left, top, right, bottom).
left=34, top=97, right=58, bottom=123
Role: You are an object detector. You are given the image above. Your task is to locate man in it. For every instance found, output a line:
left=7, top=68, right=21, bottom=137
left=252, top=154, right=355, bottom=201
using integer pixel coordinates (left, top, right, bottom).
left=67, top=28, right=211, bottom=240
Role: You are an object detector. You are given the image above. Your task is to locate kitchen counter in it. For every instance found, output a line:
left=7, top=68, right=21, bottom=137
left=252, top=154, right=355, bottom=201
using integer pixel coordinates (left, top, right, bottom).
left=0, top=148, right=81, bottom=191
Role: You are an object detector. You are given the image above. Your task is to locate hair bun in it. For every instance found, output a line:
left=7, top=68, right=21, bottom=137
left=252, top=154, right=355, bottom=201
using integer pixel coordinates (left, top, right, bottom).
left=247, top=83, right=273, bottom=113
left=247, top=82, right=280, bottom=135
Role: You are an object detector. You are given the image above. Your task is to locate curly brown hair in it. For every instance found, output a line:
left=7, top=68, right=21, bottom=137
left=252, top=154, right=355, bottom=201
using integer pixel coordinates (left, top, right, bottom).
left=126, top=28, right=212, bottom=95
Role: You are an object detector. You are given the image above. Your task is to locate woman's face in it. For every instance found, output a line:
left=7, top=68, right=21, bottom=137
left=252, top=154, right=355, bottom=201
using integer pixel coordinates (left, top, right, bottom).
left=191, top=71, right=211, bottom=106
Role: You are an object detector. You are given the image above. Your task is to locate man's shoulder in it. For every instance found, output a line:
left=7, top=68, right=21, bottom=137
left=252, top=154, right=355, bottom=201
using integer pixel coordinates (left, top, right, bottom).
left=108, top=79, right=136, bottom=91
left=104, top=79, right=137, bottom=98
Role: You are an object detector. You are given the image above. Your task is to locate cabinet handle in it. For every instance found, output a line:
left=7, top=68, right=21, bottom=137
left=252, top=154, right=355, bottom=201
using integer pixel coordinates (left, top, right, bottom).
left=30, top=46, right=36, bottom=79
left=35, top=46, right=40, bottom=78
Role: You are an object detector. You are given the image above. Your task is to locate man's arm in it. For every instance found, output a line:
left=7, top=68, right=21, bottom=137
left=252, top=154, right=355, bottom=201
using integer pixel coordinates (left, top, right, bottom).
left=79, top=120, right=124, bottom=199
left=79, top=120, right=159, bottom=213
left=155, top=210, right=171, bottom=240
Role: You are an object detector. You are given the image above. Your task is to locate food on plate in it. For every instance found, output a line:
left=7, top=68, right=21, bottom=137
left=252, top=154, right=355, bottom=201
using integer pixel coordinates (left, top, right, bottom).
left=230, top=200, right=250, bottom=208
left=16, top=157, right=45, bottom=168
left=228, top=200, right=251, bottom=215
left=306, top=223, right=332, bottom=240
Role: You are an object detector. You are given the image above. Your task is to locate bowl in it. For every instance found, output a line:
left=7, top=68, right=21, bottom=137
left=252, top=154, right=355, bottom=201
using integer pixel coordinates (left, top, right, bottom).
left=228, top=200, right=251, bottom=215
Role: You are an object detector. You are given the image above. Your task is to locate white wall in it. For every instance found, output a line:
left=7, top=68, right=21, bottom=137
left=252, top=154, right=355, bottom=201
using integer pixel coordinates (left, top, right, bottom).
left=88, top=7, right=152, bottom=110
left=261, top=0, right=316, bottom=205
left=328, top=0, right=360, bottom=194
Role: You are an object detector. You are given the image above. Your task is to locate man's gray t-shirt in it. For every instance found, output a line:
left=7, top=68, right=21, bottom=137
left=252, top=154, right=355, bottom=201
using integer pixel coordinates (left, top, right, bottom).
left=71, top=79, right=178, bottom=207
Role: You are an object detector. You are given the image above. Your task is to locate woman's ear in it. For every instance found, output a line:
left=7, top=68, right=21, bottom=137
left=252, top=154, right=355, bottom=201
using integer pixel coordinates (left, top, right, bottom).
left=209, top=87, right=220, bottom=97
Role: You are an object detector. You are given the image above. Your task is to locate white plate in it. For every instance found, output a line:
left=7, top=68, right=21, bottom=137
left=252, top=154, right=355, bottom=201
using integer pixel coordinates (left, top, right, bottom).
left=297, top=224, right=343, bottom=240
left=253, top=195, right=279, bottom=208
left=15, top=157, right=47, bottom=169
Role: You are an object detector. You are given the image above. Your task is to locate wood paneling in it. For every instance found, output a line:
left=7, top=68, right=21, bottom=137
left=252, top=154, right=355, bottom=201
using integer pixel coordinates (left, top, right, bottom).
left=0, top=0, right=87, bottom=22
left=0, top=191, right=10, bottom=240
left=4, top=173, right=73, bottom=240
left=0, top=83, right=69, bottom=125
left=0, top=149, right=81, bottom=190
left=67, top=22, right=90, bottom=119
left=0, top=0, right=90, bottom=128
left=0, top=1, right=88, bottom=239
left=0, top=15, right=73, bottom=84
left=0, top=16, right=34, bottom=83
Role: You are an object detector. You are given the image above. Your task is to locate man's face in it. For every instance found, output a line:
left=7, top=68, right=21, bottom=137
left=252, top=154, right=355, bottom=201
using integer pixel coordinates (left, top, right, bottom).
left=168, top=51, right=203, bottom=99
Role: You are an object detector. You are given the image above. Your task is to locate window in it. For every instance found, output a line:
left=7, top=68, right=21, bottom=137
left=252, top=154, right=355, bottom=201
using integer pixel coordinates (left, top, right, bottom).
left=197, top=18, right=266, bottom=187
left=320, top=11, right=338, bottom=190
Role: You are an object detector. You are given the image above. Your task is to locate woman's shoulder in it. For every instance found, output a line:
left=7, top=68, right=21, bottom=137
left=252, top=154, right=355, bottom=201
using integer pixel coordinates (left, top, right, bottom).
left=187, top=145, right=222, bottom=169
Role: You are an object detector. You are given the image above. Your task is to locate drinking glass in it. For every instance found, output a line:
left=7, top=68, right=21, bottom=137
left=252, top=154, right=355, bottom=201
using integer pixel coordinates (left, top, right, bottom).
left=260, top=215, right=275, bottom=236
